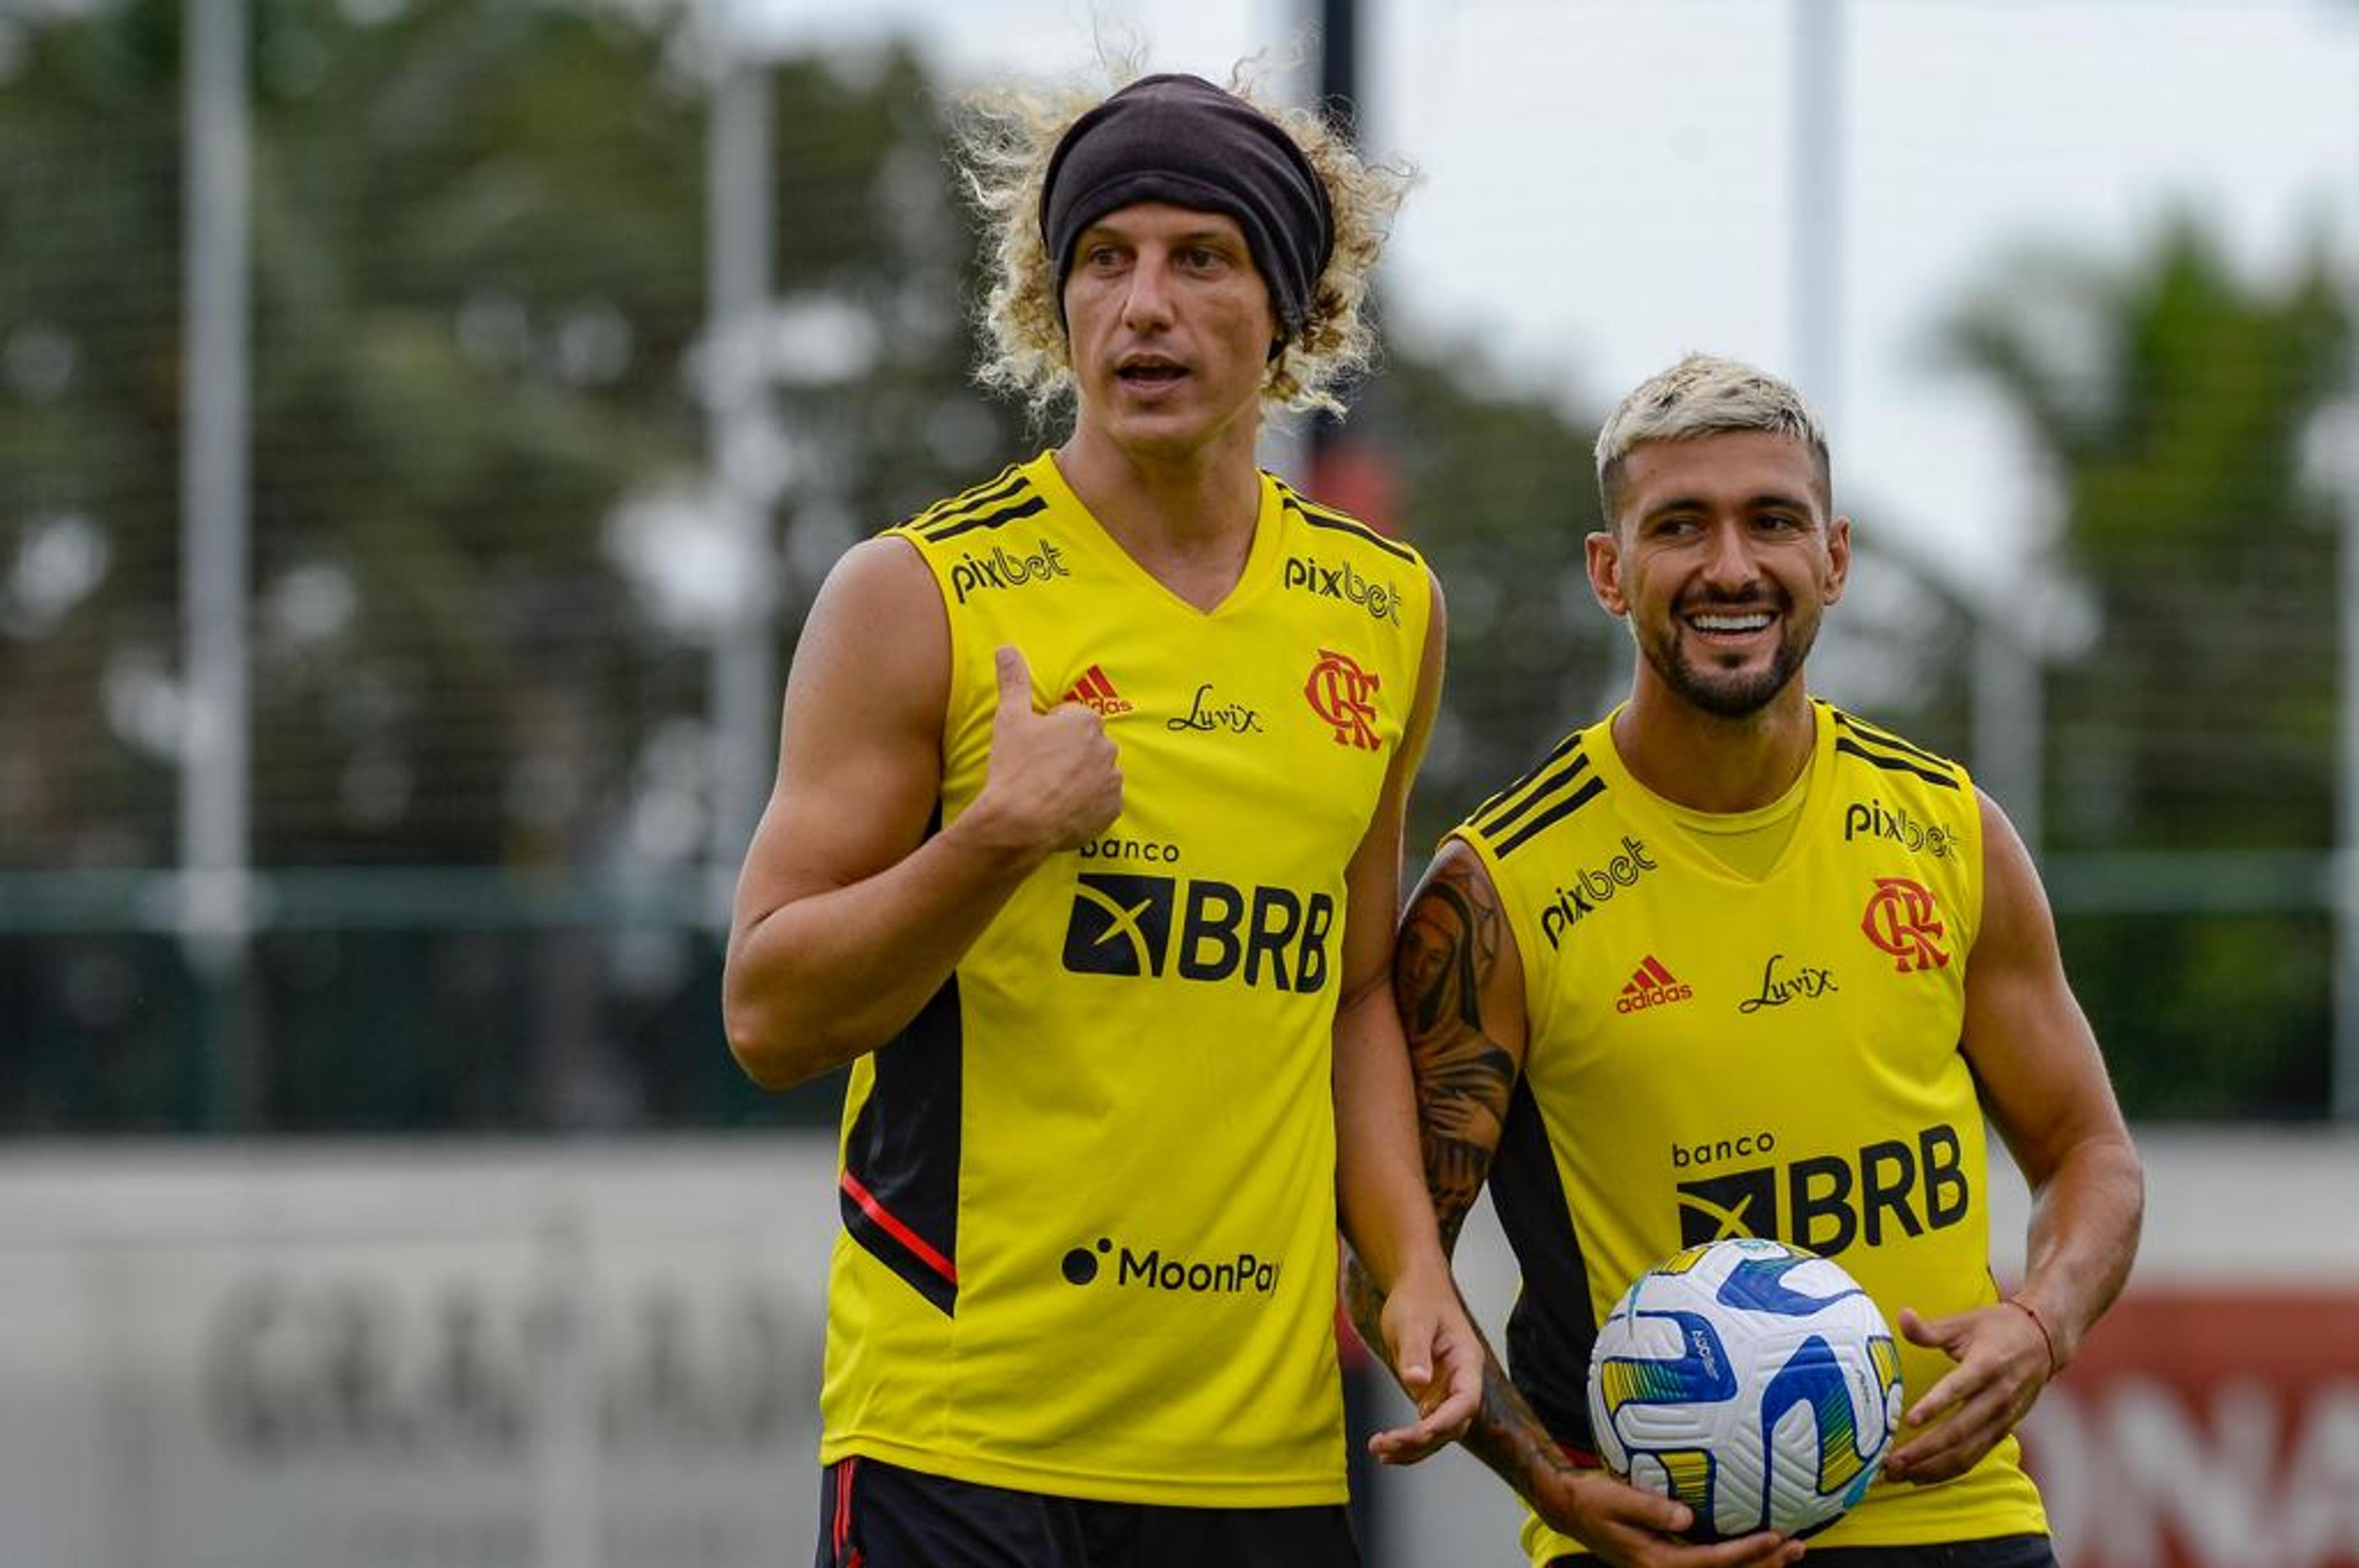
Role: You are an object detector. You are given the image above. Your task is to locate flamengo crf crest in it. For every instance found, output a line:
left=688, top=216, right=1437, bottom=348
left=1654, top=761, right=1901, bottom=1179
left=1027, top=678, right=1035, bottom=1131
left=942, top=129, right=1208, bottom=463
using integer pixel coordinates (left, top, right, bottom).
left=1861, top=876, right=1949, bottom=973
left=1303, top=649, right=1382, bottom=750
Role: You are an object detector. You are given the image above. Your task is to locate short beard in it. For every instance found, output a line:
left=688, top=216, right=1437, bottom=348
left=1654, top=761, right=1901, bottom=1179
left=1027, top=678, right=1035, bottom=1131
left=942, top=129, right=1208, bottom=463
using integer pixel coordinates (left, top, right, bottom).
left=1635, top=597, right=1815, bottom=719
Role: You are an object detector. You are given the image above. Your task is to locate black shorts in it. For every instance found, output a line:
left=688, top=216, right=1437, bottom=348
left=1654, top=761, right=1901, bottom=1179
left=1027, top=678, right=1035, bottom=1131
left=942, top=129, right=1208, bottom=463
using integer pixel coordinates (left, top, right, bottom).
left=816, top=1456, right=1361, bottom=1568
left=1549, top=1537, right=2056, bottom=1568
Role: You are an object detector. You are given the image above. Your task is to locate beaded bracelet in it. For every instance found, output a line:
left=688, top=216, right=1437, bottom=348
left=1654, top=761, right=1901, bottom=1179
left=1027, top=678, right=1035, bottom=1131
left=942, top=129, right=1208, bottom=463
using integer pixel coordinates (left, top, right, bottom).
left=2003, top=1293, right=2060, bottom=1376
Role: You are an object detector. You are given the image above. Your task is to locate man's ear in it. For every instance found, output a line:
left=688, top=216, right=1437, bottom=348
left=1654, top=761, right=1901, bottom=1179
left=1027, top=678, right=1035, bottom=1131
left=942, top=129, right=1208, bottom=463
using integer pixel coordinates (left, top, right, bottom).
left=1585, top=529, right=1628, bottom=618
left=1825, top=515, right=1852, bottom=606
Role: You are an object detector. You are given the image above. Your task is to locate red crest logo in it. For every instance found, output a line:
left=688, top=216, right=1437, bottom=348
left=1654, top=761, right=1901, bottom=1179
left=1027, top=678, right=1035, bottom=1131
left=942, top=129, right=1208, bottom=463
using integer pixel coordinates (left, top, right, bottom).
left=1861, top=877, right=1949, bottom=973
left=1303, top=649, right=1383, bottom=751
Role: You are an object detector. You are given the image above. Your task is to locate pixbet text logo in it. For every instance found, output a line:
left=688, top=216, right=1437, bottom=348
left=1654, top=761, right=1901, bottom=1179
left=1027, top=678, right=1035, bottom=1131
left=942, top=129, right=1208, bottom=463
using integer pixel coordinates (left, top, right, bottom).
left=949, top=537, right=1069, bottom=603
left=1283, top=554, right=1403, bottom=623
left=1539, top=835, right=1658, bottom=948
left=1861, top=877, right=1949, bottom=972
left=1844, top=798, right=1957, bottom=859
left=1302, top=649, right=1382, bottom=750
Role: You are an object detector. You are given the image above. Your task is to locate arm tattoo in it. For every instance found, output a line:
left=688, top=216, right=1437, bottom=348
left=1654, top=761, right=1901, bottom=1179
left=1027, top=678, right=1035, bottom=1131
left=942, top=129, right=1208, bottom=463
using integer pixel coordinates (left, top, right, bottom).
left=1392, top=864, right=1517, bottom=1252
left=1466, top=1358, right=1582, bottom=1489
left=1343, top=854, right=1579, bottom=1508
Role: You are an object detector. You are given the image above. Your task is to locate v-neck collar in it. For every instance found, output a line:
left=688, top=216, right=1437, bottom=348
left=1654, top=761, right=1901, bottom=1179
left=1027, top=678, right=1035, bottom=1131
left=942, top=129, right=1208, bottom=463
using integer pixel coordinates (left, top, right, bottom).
left=1031, top=450, right=1280, bottom=620
left=1587, top=699, right=1839, bottom=886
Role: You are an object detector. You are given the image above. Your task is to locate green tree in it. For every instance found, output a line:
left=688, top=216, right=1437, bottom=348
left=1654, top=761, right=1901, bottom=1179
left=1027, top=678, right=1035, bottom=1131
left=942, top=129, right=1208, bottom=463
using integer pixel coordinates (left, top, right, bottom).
left=0, top=0, right=1028, bottom=1128
left=1944, top=216, right=2350, bottom=1117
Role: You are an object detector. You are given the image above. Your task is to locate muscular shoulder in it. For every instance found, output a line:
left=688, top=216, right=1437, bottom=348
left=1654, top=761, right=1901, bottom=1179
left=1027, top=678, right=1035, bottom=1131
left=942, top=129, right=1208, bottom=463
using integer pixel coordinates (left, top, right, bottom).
left=1452, top=719, right=1612, bottom=865
left=785, top=535, right=947, bottom=752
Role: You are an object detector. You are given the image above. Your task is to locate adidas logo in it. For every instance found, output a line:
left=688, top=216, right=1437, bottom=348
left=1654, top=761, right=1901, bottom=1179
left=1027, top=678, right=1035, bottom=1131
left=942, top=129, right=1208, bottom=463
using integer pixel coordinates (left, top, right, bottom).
left=1616, top=955, right=1694, bottom=1014
left=1062, top=664, right=1135, bottom=716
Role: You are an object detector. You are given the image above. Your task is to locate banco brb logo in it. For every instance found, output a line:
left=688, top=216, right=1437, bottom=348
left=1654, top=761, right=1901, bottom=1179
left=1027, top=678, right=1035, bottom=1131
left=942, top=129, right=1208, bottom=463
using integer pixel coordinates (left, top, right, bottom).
left=1062, top=872, right=1334, bottom=991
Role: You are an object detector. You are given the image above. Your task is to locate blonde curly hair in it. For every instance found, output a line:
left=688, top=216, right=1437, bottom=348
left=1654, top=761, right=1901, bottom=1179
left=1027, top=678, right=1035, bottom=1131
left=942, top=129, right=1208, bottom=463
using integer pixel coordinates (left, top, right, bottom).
left=950, top=61, right=1412, bottom=422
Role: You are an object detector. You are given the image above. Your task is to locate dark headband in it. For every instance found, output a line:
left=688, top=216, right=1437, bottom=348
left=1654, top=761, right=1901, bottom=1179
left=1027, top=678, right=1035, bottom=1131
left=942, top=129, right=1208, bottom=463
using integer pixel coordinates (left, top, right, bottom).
left=1039, top=73, right=1334, bottom=341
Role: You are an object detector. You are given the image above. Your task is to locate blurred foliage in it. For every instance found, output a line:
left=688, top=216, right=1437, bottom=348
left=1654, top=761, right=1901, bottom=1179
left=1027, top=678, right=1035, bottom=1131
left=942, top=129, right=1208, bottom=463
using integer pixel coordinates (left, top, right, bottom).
left=0, top=0, right=1020, bottom=1128
left=1945, top=216, right=2350, bottom=1117
left=1350, top=354, right=1624, bottom=847
left=0, top=1, right=2341, bottom=1129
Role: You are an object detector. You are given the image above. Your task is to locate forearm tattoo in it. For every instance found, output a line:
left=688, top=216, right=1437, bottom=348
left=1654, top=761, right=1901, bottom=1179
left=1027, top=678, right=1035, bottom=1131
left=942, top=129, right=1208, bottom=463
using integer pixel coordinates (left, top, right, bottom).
left=1345, top=855, right=1570, bottom=1499
left=1467, top=1357, right=1582, bottom=1490
left=1391, top=862, right=1517, bottom=1252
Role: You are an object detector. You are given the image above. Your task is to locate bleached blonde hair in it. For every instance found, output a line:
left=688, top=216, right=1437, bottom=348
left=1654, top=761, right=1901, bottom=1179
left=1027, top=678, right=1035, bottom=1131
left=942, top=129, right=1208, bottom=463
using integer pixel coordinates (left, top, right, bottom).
left=950, top=61, right=1412, bottom=421
left=1595, top=353, right=1833, bottom=524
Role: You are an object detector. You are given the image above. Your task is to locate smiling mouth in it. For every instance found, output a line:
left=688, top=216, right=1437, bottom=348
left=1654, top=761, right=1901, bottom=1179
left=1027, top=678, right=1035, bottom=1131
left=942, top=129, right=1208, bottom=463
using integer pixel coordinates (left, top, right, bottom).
left=1687, top=609, right=1775, bottom=634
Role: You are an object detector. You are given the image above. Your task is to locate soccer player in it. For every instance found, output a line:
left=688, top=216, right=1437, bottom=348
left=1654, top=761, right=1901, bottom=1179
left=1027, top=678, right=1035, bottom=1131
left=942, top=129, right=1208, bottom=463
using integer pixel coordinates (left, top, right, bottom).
left=722, top=69, right=1481, bottom=1568
left=1347, top=354, right=2145, bottom=1568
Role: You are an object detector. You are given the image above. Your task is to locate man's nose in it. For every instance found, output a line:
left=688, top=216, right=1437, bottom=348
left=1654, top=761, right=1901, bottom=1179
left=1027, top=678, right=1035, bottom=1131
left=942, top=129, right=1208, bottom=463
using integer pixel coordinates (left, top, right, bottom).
left=1698, top=523, right=1761, bottom=589
left=1121, top=260, right=1175, bottom=329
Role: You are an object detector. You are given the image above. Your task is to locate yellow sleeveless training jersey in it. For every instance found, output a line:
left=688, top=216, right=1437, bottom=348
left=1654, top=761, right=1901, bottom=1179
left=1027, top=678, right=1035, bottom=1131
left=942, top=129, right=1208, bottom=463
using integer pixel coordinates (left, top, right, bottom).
left=818, top=451, right=1433, bottom=1506
left=1455, top=702, right=2048, bottom=1560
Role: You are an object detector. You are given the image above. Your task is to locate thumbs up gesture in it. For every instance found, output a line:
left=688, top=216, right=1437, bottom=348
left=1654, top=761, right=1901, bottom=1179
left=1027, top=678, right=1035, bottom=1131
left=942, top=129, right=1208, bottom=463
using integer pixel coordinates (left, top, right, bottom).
left=963, top=646, right=1124, bottom=860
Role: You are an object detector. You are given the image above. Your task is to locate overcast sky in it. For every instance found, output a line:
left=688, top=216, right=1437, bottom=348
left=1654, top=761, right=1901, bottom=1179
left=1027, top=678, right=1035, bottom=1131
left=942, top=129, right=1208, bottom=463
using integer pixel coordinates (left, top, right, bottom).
left=723, top=0, right=2359, bottom=583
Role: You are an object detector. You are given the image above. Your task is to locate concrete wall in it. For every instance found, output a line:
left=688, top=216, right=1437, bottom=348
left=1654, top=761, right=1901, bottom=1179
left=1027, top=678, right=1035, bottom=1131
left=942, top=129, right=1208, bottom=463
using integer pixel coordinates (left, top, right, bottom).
left=1, top=1128, right=2353, bottom=1568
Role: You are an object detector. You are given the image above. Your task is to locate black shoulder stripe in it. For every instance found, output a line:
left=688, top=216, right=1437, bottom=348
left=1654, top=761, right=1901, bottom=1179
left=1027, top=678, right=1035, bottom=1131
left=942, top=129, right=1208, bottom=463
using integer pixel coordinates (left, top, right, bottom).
left=1469, top=733, right=1582, bottom=829
left=1491, top=773, right=1607, bottom=859
left=1834, top=737, right=1960, bottom=790
left=1304, top=509, right=1420, bottom=564
left=920, top=493, right=1050, bottom=542
left=1474, top=751, right=1595, bottom=843
left=1277, top=489, right=1419, bottom=564
left=1831, top=709, right=1951, bottom=772
left=909, top=467, right=1029, bottom=536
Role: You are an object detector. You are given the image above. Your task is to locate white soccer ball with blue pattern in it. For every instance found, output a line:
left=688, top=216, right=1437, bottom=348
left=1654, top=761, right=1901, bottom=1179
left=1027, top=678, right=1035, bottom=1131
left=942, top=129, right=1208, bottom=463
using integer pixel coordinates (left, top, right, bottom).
left=1586, top=1236, right=1903, bottom=1541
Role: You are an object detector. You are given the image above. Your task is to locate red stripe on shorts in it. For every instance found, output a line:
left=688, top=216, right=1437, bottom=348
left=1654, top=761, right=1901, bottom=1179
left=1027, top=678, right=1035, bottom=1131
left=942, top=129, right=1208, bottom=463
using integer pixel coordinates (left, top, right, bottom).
left=832, top=1457, right=858, bottom=1560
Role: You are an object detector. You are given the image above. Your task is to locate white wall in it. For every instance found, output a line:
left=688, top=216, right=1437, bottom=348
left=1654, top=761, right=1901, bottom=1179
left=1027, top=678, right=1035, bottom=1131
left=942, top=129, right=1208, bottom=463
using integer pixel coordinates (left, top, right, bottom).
left=1, top=1128, right=2355, bottom=1568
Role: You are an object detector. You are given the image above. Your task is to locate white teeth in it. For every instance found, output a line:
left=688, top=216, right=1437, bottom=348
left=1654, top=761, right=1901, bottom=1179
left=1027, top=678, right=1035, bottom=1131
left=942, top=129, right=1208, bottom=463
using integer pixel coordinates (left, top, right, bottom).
left=1692, top=613, right=1771, bottom=632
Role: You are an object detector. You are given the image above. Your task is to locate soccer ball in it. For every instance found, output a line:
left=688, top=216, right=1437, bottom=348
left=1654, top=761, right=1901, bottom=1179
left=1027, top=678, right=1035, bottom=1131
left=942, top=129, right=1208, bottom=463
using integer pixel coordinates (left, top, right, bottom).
left=1586, top=1236, right=1903, bottom=1541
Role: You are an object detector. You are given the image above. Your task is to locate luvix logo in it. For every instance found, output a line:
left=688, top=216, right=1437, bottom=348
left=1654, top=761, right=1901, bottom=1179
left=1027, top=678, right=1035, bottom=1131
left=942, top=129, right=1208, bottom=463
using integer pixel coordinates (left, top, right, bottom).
left=1738, top=954, right=1838, bottom=1013
left=1303, top=649, right=1382, bottom=750
left=1061, top=1236, right=1281, bottom=1295
left=1061, top=872, right=1334, bottom=992
left=1539, top=835, right=1658, bottom=948
left=949, top=537, right=1068, bottom=603
left=1861, top=877, right=1949, bottom=972
left=1167, top=684, right=1265, bottom=736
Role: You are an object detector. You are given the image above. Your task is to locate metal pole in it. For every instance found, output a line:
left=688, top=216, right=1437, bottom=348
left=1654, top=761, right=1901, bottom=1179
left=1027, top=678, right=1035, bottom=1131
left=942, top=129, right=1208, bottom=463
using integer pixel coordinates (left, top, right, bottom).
left=2335, top=28, right=2359, bottom=1121
left=706, top=55, right=776, bottom=915
left=2337, top=436, right=2359, bottom=1118
left=1973, top=608, right=2044, bottom=854
left=1791, top=0, right=1844, bottom=432
left=182, top=0, right=254, bottom=1126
